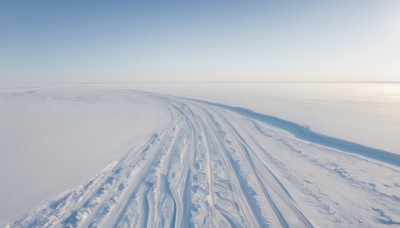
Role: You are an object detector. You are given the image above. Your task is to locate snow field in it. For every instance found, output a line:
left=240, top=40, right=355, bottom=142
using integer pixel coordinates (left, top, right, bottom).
left=2, top=90, right=399, bottom=227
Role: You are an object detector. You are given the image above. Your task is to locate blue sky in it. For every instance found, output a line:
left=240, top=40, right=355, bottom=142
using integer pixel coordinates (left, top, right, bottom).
left=1, top=1, right=399, bottom=83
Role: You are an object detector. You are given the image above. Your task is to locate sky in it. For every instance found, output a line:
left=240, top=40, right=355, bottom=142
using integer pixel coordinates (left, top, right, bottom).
left=0, top=1, right=399, bottom=83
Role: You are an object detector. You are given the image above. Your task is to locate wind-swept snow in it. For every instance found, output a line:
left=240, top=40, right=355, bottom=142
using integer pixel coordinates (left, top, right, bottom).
left=127, top=83, right=400, bottom=154
left=0, top=88, right=167, bottom=221
left=2, top=89, right=399, bottom=227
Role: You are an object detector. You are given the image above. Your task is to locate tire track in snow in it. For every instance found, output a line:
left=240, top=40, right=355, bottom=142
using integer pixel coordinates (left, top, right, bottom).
left=208, top=108, right=313, bottom=227
left=3, top=91, right=400, bottom=228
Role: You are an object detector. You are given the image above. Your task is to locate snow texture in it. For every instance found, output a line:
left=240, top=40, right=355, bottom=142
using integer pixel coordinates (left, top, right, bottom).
left=1, top=87, right=399, bottom=227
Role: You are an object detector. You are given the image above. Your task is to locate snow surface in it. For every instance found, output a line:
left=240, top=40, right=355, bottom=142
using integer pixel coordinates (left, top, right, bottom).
left=1, top=84, right=399, bottom=227
left=125, top=83, right=400, bottom=155
left=0, top=88, right=167, bottom=221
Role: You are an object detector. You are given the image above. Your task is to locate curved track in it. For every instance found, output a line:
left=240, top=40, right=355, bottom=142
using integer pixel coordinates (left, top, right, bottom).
left=3, top=92, right=400, bottom=227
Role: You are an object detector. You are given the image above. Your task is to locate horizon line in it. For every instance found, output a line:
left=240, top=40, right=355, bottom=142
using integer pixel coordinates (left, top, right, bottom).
left=1, top=81, right=400, bottom=85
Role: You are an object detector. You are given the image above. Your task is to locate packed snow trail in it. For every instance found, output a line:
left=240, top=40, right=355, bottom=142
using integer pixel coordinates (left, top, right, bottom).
left=3, top=92, right=400, bottom=227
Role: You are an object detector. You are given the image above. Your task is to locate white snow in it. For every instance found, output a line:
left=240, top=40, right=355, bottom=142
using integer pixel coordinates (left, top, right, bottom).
left=125, top=83, right=400, bottom=154
left=1, top=84, right=399, bottom=227
left=0, top=88, right=167, bottom=221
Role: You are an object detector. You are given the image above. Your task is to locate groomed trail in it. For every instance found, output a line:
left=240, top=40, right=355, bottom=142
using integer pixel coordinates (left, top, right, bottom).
left=3, top=91, right=400, bottom=228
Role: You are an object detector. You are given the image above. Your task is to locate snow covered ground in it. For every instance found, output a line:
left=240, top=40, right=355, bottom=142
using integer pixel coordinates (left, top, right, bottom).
left=0, top=88, right=168, bottom=222
left=1, top=84, right=399, bottom=227
left=126, top=83, right=400, bottom=155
